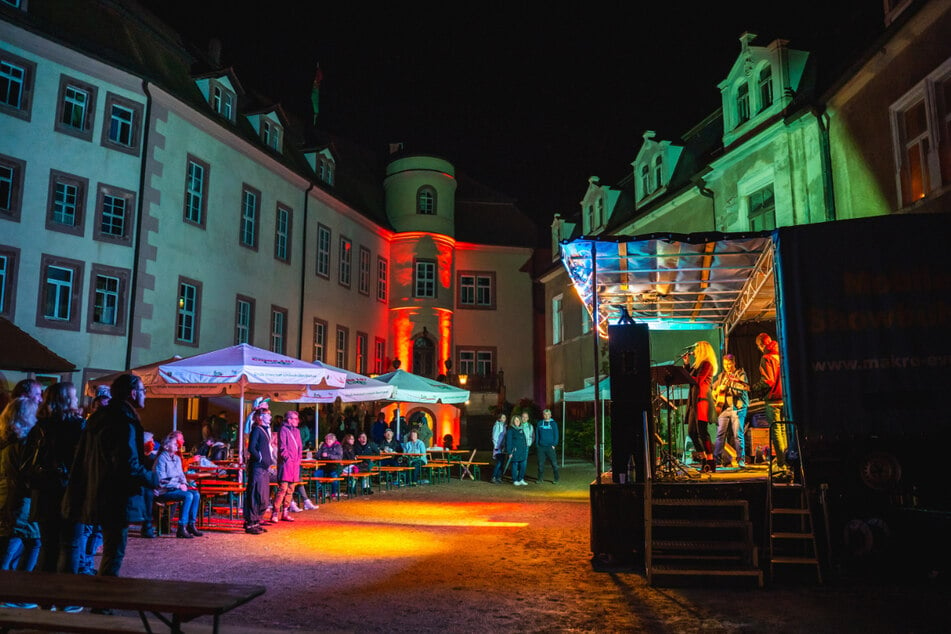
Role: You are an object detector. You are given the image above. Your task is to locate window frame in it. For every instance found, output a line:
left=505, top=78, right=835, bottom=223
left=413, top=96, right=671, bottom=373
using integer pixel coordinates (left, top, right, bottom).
left=175, top=276, right=202, bottom=347
left=86, top=263, right=130, bottom=336
left=374, top=336, right=386, bottom=374
left=316, top=223, right=331, bottom=278
left=335, top=325, right=349, bottom=369
left=735, top=81, right=750, bottom=127
left=209, top=79, right=235, bottom=122
left=416, top=186, right=436, bottom=215
left=0, top=244, right=20, bottom=319
left=551, top=294, right=564, bottom=345
left=358, top=246, right=371, bottom=296
left=270, top=305, right=288, bottom=354
left=376, top=256, right=388, bottom=303
left=261, top=119, right=283, bottom=153
left=0, top=153, right=26, bottom=222
left=758, top=64, right=773, bottom=111
left=414, top=259, right=437, bottom=299
left=183, top=154, right=209, bottom=228
left=45, top=169, right=88, bottom=236
left=355, top=331, right=368, bottom=375
left=235, top=294, right=255, bottom=345
left=239, top=184, right=261, bottom=250
left=274, top=203, right=292, bottom=264
left=313, top=317, right=327, bottom=362
left=0, top=48, right=36, bottom=121
left=100, top=92, right=143, bottom=155
left=457, top=345, right=497, bottom=377
left=54, top=74, right=97, bottom=141
left=93, top=183, right=136, bottom=246
left=457, top=270, right=496, bottom=310
left=36, top=253, right=84, bottom=332
left=747, top=183, right=777, bottom=231
left=338, top=235, right=352, bottom=288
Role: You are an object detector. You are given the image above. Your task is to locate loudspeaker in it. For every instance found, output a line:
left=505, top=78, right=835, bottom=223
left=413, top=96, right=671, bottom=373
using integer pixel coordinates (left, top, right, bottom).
left=608, top=323, right=652, bottom=483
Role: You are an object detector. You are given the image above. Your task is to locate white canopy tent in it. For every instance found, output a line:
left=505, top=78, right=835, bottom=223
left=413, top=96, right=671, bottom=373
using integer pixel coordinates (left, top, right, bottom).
left=372, top=369, right=470, bottom=439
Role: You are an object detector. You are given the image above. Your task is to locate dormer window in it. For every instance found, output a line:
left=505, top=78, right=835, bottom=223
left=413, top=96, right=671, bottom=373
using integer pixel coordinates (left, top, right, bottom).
left=318, top=158, right=335, bottom=185
left=653, top=155, right=663, bottom=190
left=261, top=119, right=282, bottom=152
left=736, top=83, right=750, bottom=125
left=640, top=164, right=651, bottom=196
left=758, top=65, right=773, bottom=110
left=211, top=82, right=235, bottom=122
left=417, top=186, right=436, bottom=215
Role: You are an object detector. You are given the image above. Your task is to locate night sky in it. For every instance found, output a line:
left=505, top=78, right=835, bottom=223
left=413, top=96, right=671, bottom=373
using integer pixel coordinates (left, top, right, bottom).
left=144, top=1, right=885, bottom=225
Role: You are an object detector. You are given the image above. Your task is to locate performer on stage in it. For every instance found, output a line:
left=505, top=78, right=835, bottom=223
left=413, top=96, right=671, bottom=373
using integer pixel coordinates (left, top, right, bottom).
left=684, top=341, right=718, bottom=472
left=712, top=353, right=749, bottom=468
left=755, top=333, right=789, bottom=478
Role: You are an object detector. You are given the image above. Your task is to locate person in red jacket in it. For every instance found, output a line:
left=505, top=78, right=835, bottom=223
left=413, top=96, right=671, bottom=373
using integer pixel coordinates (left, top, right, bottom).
left=755, top=333, right=789, bottom=476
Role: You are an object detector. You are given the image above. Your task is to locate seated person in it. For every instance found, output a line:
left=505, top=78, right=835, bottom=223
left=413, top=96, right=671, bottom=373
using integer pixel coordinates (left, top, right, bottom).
left=315, top=433, right=343, bottom=499
left=354, top=432, right=379, bottom=494
left=153, top=432, right=203, bottom=539
left=402, top=429, right=428, bottom=484
left=340, top=433, right=359, bottom=496
left=379, top=428, right=402, bottom=466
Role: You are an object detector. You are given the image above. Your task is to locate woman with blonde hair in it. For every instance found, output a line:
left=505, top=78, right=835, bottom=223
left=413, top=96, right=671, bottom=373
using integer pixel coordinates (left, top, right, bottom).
left=684, top=341, right=719, bottom=472
left=153, top=432, right=202, bottom=539
left=0, top=397, right=41, bottom=574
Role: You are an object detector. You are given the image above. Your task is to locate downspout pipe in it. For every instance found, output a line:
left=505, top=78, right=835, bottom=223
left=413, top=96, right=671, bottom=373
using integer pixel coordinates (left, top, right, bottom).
left=297, top=183, right=315, bottom=360
left=126, top=79, right=152, bottom=370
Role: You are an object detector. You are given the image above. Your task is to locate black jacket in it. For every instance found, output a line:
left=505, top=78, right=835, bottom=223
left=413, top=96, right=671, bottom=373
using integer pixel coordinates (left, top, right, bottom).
left=28, top=412, right=84, bottom=522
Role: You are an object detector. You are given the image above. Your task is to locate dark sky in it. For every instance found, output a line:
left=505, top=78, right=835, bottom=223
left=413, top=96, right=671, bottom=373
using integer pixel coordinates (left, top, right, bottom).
left=144, top=1, right=885, bottom=225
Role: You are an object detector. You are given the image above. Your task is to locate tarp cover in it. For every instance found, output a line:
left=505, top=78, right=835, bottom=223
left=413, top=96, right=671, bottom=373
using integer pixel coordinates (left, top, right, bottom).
left=279, top=361, right=395, bottom=403
left=373, top=369, right=469, bottom=404
left=0, top=317, right=76, bottom=372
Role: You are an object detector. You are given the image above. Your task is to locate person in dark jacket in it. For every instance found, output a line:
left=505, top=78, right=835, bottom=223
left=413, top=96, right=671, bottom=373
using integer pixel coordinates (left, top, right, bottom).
left=29, top=382, right=86, bottom=574
left=506, top=417, right=529, bottom=486
left=62, top=374, right=158, bottom=576
left=534, top=409, right=560, bottom=484
left=243, top=405, right=273, bottom=535
left=0, top=396, right=40, bottom=574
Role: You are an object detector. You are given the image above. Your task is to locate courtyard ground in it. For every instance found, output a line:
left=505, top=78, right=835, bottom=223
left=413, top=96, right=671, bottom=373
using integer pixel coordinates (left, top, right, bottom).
left=118, top=456, right=944, bottom=633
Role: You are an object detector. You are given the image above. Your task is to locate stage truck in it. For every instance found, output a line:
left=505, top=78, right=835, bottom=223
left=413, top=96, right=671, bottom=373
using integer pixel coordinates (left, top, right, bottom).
left=561, top=211, right=951, bottom=574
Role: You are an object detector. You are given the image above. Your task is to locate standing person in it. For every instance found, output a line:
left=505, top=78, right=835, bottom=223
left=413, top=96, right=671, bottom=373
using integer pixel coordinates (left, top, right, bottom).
left=370, top=412, right=388, bottom=445
left=0, top=397, right=41, bottom=576
left=79, top=387, right=110, bottom=573
left=490, top=413, right=507, bottom=484
left=274, top=411, right=316, bottom=517
left=535, top=409, right=560, bottom=484
left=243, top=405, right=273, bottom=535
left=138, top=431, right=157, bottom=539
left=62, top=374, right=158, bottom=576
left=755, top=333, right=789, bottom=477
left=520, top=411, right=534, bottom=451
left=712, top=354, right=750, bottom=468
left=506, top=415, right=529, bottom=486
left=685, top=341, right=719, bottom=472
left=153, top=432, right=202, bottom=539
left=12, top=379, right=43, bottom=406
left=29, top=382, right=86, bottom=574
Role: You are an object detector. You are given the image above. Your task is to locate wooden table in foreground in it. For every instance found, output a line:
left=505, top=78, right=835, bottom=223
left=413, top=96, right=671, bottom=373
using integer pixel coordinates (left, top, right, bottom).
left=0, top=570, right=265, bottom=633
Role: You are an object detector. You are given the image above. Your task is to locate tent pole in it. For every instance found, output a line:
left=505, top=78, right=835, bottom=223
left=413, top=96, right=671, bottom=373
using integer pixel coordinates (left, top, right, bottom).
left=561, top=401, right=565, bottom=467
left=172, top=397, right=178, bottom=431
left=238, top=387, right=245, bottom=485
left=591, top=241, right=602, bottom=485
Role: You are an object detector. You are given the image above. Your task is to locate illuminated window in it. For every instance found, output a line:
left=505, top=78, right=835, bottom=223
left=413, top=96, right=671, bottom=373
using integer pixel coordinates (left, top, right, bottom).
left=339, top=236, right=352, bottom=287
left=94, top=184, right=135, bottom=245
left=102, top=93, right=142, bottom=154
left=748, top=184, right=776, bottom=231
left=235, top=295, right=254, bottom=345
left=45, top=266, right=72, bottom=320
left=210, top=81, right=235, bottom=122
left=38, top=254, right=83, bottom=331
left=414, top=260, right=436, bottom=298
left=270, top=306, right=287, bottom=354
left=184, top=156, right=208, bottom=227
left=55, top=76, right=96, bottom=140
left=313, top=318, right=327, bottom=362
left=358, top=246, right=371, bottom=295
left=552, top=294, right=564, bottom=345
left=275, top=205, right=291, bottom=263
left=336, top=325, right=349, bottom=369
left=356, top=331, right=368, bottom=374
left=376, top=256, right=388, bottom=302
left=736, top=82, right=750, bottom=126
left=316, top=224, right=331, bottom=278
left=176, top=277, right=201, bottom=346
left=240, top=185, right=260, bottom=249
left=374, top=337, right=386, bottom=374
left=45, top=171, right=86, bottom=235
left=458, top=347, right=495, bottom=376
left=458, top=271, right=495, bottom=309
left=0, top=246, right=19, bottom=319
left=758, top=65, right=773, bottom=110
left=417, top=186, right=436, bottom=215
left=0, top=51, right=35, bottom=119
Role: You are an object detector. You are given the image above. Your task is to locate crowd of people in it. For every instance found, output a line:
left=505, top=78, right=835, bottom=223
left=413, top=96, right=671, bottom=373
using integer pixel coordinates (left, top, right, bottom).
left=490, top=408, right=561, bottom=486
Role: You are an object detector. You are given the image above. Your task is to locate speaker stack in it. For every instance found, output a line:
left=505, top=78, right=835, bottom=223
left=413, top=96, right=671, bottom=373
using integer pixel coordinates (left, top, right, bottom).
left=608, top=323, right=652, bottom=483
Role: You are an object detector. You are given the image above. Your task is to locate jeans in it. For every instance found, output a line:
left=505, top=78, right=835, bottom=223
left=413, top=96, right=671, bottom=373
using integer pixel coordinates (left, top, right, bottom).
left=57, top=520, right=85, bottom=574
left=766, top=400, right=788, bottom=467
left=0, top=536, right=40, bottom=571
left=80, top=525, right=101, bottom=575
left=511, top=458, right=526, bottom=483
left=315, top=468, right=340, bottom=495
left=156, top=489, right=200, bottom=526
left=492, top=453, right=506, bottom=480
left=409, top=459, right=425, bottom=483
left=98, top=523, right=129, bottom=576
left=537, top=445, right=559, bottom=482
left=714, top=408, right=742, bottom=464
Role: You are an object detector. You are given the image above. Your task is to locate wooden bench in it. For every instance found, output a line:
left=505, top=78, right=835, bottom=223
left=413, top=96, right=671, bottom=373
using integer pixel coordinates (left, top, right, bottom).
left=0, top=607, right=284, bottom=633
left=305, top=476, right=343, bottom=502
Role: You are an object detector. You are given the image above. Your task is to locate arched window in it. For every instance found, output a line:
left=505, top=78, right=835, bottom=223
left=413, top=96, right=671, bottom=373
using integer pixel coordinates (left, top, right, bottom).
left=640, top=164, right=651, bottom=197
left=758, top=65, right=773, bottom=110
left=653, top=155, right=663, bottom=190
left=416, top=186, right=436, bottom=215
left=736, top=83, right=750, bottom=126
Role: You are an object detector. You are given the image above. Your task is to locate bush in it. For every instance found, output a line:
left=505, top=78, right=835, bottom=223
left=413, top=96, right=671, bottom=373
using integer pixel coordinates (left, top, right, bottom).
left=564, top=415, right=611, bottom=461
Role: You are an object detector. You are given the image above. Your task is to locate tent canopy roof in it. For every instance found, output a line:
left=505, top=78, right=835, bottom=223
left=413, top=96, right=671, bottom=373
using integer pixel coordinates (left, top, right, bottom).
left=0, top=317, right=76, bottom=372
left=561, top=231, right=775, bottom=337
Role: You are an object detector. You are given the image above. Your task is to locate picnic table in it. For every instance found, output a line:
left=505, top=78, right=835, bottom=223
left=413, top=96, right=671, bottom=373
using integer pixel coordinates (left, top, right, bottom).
left=0, top=570, right=265, bottom=633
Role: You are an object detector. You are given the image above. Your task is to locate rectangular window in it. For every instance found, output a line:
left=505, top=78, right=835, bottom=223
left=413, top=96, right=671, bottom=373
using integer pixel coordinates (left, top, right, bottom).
left=184, top=156, right=209, bottom=227
left=46, top=171, right=88, bottom=236
left=581, top=303, right=592, bottom=335
left=355, top=331, right=368, bottom=374
left=54, top=182, right=79, bottom=225
left=270, top=306, right=287, bottom=354
left=262, top=120, right=282, bottom=152
left=55, top=76, right=96, bottom=140
left=94, top=184, right=135, bottom=245
left=458, top=347, right=496, bottom=377
left=736, top=83, right=750, bottom=126
left=313, top=318, right=327, bottom=362
left=37, top=254, right=83, bottom=331
left=108, top=104, right=134, bottom=145
left=899, top=100, right=930, bottom=205
left=335, top=325, right=349, bottom=369
left=101, top=92, right=144, bottom=154
left=377, top=257, right=388, bottom=302
left=358, top=246, right=371, bottom=295
left=240, top=185, right=260, bottom=249
left=415, top=259, right=436, bottom=298
left=552, top=295, right=564, bottom=345
left=0, top=154, right=25, bottom=221
left=274, top=205, right=291, bottom=263
left=748, top=184, right=776, bottom=231
left=211, top=82, right=235, bottom=121
left=0, top=50, right=35, bottom=119
left=86, top=263, right=129, bottom=336
left=316, top=224, right=331, bottom=278
left=0, top=246, right=19, bottom=319
left=374, top=337, right=386, bottom=374
left=339, top=236, right=352, bottom=287
left=235, top=295, right=255, bottom=345
left=458, top=271, right=495, bottom=309
left=176, top=277, right=201, bottom=346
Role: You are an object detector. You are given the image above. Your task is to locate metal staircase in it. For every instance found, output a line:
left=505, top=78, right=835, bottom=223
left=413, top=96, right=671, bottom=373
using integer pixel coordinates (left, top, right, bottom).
left=767, top=421, right=822, bottom=583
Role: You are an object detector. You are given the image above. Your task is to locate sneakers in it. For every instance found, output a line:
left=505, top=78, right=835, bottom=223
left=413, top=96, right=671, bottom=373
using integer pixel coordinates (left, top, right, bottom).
left=303, top=499, right=318, bottom=510
left=289, top=501, right=302, bottom=513
left=514, top=480, right=528, bottom=486
left=281, top=513, right=295, bottom=522
left=244, top=525, right=264, bottom=535
left=490, top=478, right=501, bottom=484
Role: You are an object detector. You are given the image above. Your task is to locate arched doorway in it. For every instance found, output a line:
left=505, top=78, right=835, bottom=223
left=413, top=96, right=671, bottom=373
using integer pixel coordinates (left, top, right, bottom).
left=412, top=334, right=436, bottom=378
